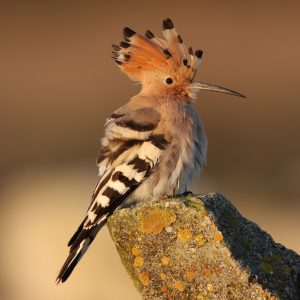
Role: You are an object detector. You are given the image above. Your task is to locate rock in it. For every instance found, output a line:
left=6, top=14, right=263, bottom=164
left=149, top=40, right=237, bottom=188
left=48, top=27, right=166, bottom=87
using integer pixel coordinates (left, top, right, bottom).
left=107, top=193, right=300, bottom=299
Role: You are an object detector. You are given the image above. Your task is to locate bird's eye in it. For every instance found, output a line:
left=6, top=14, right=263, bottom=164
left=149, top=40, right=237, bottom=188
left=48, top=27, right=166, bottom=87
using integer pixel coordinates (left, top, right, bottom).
left=165, top=77, right=173, bottom=85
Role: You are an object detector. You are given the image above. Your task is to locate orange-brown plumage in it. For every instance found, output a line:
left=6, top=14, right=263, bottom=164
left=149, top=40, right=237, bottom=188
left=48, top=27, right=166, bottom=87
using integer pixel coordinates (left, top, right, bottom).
left=112, top=18, right=202, bottom=84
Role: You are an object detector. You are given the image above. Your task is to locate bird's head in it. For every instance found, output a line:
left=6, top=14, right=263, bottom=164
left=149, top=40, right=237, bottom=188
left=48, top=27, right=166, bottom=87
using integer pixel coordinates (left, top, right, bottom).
left=112, top=18, right=245, bottom=100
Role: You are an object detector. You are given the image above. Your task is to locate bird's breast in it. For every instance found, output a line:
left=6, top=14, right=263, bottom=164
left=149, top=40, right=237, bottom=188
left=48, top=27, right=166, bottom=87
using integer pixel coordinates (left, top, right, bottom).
left=129, top=103, right=207, bottom=203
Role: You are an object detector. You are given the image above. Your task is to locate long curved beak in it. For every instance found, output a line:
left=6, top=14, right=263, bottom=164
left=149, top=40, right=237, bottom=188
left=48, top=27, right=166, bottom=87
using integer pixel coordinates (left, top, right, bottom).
left=189, top=82, right=246, bottom=98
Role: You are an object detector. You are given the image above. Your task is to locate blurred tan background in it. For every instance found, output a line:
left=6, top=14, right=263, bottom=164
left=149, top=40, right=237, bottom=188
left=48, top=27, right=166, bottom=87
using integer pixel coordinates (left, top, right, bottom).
left=1, top=1, right=300, bottom=299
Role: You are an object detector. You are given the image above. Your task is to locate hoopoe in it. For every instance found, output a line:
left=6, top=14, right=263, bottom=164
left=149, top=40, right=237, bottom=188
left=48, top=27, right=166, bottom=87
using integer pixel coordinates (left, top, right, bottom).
left=56, top=18, right=245, bottom=283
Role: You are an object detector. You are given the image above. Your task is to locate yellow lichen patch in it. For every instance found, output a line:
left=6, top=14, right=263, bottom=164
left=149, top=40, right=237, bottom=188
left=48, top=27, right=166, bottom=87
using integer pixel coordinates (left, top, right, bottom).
left=173, top=280, right=185, bottom=292
left=214, top=231, right=223, bottom=242
left=185, top=268, right=196, bottom=281
left=161, top=285, right=168, bottom=293
left=123, top=242, right=131, bottom=252
left=160, top=273, right=167, bottom=280
left=161, top=256, right=171, bottom=266
left=134, top=256, right=144, bottom=267
left=207, top=283, right=213, bottom=292
left=138, top=272, right=150, bottom=286
left=138, top=208, right=176, bottom=234
left=177, top=227, right=193, bottom=242
left=131, top=247, right=140, bottom=256
left=195, top=234, right=205, bottom=246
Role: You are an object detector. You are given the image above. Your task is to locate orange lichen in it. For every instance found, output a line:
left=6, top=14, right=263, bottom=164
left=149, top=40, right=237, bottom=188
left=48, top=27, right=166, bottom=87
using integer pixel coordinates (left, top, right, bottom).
left=201, top=268, right=213, bottom=277
left=131, top=247, right=140, bottom=256
left=214, top=231, right=223, bottom=242
left=161, top=285, right=168, bottom=293
left=167, top=291, right=174, bottom=299
left=177, top=227, right=193, bottom=242
left=173, top=280, right=185, bottom=292
left=195, top=234, right=205, bottom=246
left=160, top=273, right=167, bottom=280
left=138, top=208, right=176, bottom=234
left=259, top=288, right=270, bottom=297
left=161, top=256, right=171, bottom=266
left=185, top=268, right=196, bottom=281
left=138, top=272, right=150, bottom=286
left=258, top=288, right=278, bottom=299
left=215, top=265, right=223, bottom=273
left=134, top=256, right=144, bottom=267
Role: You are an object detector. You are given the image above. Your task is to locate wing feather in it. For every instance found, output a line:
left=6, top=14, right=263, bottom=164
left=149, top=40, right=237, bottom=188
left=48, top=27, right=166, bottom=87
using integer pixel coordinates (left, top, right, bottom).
left=56, top=107, right=168, bottom=283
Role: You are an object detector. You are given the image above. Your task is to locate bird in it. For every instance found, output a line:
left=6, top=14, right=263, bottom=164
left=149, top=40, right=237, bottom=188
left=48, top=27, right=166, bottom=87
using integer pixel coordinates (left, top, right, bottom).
left=56, top=18, right=245, bottom=284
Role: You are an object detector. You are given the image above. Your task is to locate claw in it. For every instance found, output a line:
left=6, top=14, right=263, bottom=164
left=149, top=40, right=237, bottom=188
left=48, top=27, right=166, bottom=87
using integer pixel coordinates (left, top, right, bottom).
left=177, top=191, right=193, bottom=197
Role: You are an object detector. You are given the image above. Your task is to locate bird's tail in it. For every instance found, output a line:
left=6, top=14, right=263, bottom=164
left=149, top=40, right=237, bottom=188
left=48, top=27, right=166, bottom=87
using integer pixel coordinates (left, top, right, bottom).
left=56, top=219, right=106, bottom=284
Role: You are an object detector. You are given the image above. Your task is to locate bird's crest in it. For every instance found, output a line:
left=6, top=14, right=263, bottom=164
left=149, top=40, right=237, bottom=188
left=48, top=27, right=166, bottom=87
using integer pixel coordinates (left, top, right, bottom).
left=112, top=18, right=203, bottom=81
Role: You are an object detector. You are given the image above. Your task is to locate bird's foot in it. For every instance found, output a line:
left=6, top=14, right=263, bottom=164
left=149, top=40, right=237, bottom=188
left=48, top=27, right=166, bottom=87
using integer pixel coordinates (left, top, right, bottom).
left=176, top=191, right=194, bottom=197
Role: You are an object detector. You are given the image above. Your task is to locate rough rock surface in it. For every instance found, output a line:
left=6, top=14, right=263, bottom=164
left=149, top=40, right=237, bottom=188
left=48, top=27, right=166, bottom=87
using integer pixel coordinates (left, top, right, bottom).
left=107, top=193, right=300, bottom=299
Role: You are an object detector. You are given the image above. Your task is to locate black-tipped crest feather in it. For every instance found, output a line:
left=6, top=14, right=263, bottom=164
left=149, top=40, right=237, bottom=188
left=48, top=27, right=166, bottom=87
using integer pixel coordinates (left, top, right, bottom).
left=163, top=18, right=174, bottom=30
left=195, top=49, right=203, bottom=59
left=123, top=27, right=136, bottom=38
left=145, top=30, right=155, bottom=39
left=120, top=41, right=131, bottom=48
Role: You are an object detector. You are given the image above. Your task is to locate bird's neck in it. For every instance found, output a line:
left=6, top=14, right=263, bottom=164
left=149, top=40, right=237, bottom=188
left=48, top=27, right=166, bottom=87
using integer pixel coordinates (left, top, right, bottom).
left=136, top=90, right=192, bottom=105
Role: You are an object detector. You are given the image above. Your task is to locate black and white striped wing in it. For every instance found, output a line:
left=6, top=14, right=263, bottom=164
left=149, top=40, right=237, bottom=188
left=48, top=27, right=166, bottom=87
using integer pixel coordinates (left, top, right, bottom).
left=87, top=136, right=166, bottom=228
left=57, top=108, right=167, bottom=283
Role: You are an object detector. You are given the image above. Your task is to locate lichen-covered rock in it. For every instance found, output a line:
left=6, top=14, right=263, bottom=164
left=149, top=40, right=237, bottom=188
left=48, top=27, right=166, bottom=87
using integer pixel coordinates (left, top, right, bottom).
left=107, top=193, right=300, bottom=299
